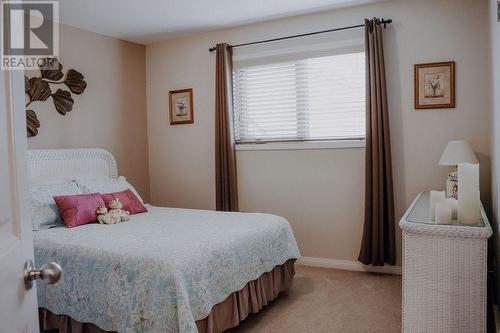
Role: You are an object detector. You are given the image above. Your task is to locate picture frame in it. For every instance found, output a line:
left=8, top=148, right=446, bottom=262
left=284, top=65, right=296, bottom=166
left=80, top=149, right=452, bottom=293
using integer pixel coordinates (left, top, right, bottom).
left=414, top=61, right=455, bottom=109
left=169, top=88, right=194, bottom=125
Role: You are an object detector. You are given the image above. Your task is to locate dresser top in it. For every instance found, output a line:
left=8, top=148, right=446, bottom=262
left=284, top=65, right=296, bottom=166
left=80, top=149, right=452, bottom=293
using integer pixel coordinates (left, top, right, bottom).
left=399, top=192, right=492, bottom=239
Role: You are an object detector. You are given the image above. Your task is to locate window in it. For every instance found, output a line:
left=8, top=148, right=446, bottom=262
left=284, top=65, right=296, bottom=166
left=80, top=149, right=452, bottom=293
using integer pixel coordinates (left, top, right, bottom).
left=232, top=45, right=365, bottom=143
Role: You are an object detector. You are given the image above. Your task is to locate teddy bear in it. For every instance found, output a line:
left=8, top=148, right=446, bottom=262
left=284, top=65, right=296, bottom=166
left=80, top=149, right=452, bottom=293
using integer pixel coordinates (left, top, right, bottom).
left=108, top=198, right=130, bottom=222
left=96, top=206, right=121, bottom=224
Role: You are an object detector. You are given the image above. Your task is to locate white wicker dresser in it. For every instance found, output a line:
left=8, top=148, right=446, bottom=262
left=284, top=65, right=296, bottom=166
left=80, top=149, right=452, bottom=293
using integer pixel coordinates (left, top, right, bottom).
left=399, top=192, right=492, bottom=333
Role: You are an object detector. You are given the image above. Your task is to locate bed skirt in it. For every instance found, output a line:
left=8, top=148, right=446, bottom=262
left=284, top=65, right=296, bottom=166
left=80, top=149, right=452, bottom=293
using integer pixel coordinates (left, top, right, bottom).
left=39, top=259, right=296, bottom=333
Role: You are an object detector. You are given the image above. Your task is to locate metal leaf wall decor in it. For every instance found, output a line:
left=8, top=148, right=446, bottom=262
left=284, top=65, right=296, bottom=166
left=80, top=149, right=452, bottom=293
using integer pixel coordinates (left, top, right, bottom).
left=25, top=57, right=87, bottom=137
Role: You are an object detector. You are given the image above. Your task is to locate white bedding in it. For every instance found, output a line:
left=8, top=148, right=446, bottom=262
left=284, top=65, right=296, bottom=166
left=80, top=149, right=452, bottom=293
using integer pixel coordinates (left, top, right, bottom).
left=34, top=205, right=300, bottom=333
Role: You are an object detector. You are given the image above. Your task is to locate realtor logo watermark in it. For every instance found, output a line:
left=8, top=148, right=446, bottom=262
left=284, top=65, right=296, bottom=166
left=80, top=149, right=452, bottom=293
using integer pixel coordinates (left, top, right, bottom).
left=1, top=1, right=59, bottom=70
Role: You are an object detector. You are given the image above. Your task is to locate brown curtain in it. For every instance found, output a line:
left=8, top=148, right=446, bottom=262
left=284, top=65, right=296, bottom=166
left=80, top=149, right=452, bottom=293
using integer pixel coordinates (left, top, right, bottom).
left=358, top=18, right=396, bottom=266
left=215, top=43, right=239, bottom=212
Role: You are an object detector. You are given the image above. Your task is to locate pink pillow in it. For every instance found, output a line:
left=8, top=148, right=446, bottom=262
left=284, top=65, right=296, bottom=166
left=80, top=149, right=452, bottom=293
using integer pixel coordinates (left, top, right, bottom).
left=54, top=193, right=105, bottom=228
left=101, top=189, right=147, bottom=215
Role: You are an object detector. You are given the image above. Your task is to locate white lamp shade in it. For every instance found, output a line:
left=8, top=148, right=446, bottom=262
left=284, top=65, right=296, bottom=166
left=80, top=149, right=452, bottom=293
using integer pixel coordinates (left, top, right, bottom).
left=439, top=140, right=478, bottom=165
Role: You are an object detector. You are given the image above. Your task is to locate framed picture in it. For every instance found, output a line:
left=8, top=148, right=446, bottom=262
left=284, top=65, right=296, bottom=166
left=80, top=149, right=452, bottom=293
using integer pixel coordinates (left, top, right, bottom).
left=169, top=88, right=194, bottom=125
left=414, top=61, right=455, bottom=109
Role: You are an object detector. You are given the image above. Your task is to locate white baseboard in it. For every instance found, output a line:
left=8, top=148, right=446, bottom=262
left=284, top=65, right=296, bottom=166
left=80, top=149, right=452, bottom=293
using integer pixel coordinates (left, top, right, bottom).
left=297, top=256, right=402, bottom=275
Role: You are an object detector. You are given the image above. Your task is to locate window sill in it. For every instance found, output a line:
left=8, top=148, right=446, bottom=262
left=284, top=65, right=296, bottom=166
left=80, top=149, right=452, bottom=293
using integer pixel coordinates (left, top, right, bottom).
left=235, top=140, right=365, bottom=151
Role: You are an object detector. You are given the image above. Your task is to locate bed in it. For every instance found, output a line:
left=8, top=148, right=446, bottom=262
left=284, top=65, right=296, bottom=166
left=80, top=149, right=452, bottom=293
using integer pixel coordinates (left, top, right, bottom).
left=28, top=149, right=300, bottom=333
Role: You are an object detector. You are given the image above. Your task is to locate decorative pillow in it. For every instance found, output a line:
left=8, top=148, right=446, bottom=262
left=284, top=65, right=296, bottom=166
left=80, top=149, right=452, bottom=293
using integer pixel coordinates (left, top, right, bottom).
left=29, top=182, right=82, bottom=231
left=53, top=193, right=105, bottom=228
left=101, top=189, right=147, bottom=215
left=75, top=176, right=144, bottom=203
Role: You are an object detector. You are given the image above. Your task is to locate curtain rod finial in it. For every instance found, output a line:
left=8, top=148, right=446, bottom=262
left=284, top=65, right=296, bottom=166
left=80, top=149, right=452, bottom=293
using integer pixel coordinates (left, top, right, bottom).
left=381, top=18, right=392, bottom=29
left=209, top=46, right=216, bottom=52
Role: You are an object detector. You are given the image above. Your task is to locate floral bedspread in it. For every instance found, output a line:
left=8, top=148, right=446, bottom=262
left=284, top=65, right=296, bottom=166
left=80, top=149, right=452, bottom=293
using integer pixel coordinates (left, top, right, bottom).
left=34, top=205, right=300, bottom=333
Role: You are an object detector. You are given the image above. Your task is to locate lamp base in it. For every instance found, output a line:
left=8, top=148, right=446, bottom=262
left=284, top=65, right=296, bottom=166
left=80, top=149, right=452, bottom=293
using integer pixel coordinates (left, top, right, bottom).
left=446, top=169, right=458, bottom=199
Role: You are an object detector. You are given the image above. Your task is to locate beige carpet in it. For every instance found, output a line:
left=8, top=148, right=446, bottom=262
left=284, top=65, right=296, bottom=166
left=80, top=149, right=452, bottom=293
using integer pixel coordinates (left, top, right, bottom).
left=228, top=265, right=402, bottom=333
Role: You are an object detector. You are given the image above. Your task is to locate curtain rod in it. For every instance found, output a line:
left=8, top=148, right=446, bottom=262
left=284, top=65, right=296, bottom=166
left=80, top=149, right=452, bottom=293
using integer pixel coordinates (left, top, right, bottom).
left=209, top=18, right=392, bottom=52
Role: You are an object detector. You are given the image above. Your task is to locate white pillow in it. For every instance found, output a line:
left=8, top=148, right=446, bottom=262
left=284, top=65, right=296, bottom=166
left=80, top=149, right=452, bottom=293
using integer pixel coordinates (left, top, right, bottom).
left=75, top=176, right=144, bottom=203
left=30, top=182, right=82, bottom=231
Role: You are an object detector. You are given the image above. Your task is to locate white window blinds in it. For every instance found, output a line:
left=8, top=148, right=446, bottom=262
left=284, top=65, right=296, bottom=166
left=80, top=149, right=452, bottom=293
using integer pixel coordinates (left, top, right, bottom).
left=233, top=45, right=366, bottom=143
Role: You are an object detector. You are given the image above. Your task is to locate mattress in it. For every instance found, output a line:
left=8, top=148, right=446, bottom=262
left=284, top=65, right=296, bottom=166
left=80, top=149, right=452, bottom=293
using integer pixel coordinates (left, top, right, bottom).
left=34, top=205, right=300, bottom=333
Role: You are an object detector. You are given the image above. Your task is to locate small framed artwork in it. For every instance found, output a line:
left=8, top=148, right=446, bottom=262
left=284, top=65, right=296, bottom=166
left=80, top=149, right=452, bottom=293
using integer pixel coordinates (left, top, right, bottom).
left=169, top=88, right=194, bottom=125
left=414, top=61, right=455, bottom=109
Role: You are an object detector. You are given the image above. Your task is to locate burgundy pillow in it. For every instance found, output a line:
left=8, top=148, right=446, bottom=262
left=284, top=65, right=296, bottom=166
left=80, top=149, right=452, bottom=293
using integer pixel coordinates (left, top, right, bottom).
left=101, top=189, right=147, bottom=215
left=54, top=193, right=105, bottom=228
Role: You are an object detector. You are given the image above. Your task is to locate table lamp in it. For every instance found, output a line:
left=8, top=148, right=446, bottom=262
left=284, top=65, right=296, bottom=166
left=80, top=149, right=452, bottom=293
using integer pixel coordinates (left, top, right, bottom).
left=439, top=140, right=478, bottom=198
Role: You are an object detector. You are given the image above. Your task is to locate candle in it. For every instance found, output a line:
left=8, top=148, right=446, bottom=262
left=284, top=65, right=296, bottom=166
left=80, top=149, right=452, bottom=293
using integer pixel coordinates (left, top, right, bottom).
left=429, top=190, right=446, bottom=220
left=435, top=203, right=452, bottom=224
left=458, top=162, right=480, bottom=225
left=445, top=198, right=458, bottom=220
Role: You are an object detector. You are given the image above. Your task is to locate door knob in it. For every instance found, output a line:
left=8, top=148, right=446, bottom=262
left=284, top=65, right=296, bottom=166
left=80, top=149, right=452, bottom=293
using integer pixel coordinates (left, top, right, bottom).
left=24, top=260, right=62, bottom=290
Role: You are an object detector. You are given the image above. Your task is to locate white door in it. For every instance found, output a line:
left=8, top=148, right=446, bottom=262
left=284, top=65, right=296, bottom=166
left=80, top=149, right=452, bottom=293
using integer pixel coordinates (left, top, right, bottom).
left=0, top=65, right=39, bottom=331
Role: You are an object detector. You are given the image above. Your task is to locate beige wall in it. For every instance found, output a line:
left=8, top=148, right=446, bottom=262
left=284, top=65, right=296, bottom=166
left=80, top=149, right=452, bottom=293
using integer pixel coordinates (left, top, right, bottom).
left=146, top=0, right=492, bottom=265
left=27, top=24, right=150, bottom=201
left=490, top=0, right=500, bottom=299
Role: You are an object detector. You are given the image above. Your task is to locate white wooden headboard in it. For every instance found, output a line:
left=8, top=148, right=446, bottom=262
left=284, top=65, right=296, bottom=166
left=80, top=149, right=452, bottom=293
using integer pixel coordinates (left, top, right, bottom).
left=27, top=149, right=118, bottom=181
